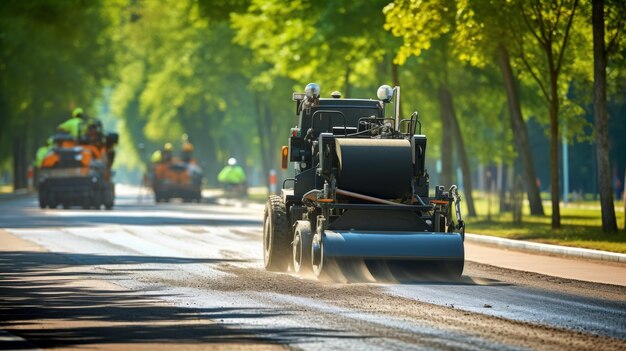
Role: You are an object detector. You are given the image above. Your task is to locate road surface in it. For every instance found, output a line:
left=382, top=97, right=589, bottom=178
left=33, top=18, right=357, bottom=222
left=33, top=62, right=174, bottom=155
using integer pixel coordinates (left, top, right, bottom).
left=1, top=187, right=625, bottom=350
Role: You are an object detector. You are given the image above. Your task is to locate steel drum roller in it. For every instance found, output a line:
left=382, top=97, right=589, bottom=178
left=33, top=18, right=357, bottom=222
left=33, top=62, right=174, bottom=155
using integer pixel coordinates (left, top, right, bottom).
left=335, top=139, right=413, bottom=199
left=321, top=139, right=465, bottom=279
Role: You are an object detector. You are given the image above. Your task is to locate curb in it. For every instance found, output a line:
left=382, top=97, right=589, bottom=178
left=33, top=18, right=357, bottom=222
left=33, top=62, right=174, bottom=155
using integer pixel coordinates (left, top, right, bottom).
left=465, top=233, right=626, bottom=264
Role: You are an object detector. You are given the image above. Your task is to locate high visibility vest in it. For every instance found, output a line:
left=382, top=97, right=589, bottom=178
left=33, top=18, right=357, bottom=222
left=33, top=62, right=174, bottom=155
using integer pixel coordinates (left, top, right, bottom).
left=150, top=150, right=162, bottom=163
left=57, top=117, right=83, bottom=138
left=34, top=146, right=50, bottom=167
left=218, top=166, right=247, bottom=184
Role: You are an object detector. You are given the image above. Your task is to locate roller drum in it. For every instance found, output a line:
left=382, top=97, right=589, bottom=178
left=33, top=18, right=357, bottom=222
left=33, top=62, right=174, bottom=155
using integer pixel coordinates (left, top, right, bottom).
left=335, top=139, right=413, bottom=199
left=319, top=230, right=464, bottom=280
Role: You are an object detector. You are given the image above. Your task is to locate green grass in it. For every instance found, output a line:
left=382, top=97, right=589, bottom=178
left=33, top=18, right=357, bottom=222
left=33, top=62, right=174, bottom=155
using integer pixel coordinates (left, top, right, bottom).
left=464, top=192, right=626, bottom=253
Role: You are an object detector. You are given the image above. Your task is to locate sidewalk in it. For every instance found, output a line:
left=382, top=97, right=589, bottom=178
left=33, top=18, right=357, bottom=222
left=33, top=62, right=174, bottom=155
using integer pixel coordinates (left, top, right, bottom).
left=465, top=235, right=626, bottom=287
left=465, top=233, right=626, bottom=286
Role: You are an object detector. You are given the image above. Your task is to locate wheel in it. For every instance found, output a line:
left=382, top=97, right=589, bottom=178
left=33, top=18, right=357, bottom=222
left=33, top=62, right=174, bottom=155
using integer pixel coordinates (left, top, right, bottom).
left=292, top=221, right=313, bottom=274
left=103, top=184, right=114, bottom=210
left=263, top=195, right=291, bottom=272
left=82, top=192, right=91, bottom=209
left=38, top=189, right=46, bottom=209
left=311, top=232, right=341, bottom=281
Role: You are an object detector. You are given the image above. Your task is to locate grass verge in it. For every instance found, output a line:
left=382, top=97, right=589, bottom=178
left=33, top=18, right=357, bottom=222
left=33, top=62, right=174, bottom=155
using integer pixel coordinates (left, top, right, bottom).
left=464, top=193, right=626, bottom=253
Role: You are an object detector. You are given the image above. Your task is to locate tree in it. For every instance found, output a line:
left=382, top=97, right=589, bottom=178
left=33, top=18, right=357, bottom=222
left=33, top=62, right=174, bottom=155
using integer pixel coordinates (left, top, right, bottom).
left=110, top=0, right=294, bottom=186
left=452, top=0, right=545, bottom=216
left=512, top=0, right=580, bottom=228
left=232, top=0, right=405, bottom=185
left=593, top=0, right=625, bottom=232
left=384, top=0, right=479, bottom=216
left=0, top=0, right=118, bottom=189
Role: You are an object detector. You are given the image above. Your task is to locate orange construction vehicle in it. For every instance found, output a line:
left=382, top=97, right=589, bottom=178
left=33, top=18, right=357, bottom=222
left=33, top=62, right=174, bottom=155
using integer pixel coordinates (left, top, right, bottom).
left=149, top=142, right=203, bottom=203
left=38, top=130, right=118, bottom=209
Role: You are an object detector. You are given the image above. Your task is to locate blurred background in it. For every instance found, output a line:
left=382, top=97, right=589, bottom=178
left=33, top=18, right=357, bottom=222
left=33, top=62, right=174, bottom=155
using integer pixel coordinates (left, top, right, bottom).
left=0, top=0, right=625, bottom=227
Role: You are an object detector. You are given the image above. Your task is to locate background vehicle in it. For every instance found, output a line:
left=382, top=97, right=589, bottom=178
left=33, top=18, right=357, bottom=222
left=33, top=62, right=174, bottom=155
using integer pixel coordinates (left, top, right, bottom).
left=150, top=161, right=203, bottom=203
left=38, top=132, right=118, bottom=210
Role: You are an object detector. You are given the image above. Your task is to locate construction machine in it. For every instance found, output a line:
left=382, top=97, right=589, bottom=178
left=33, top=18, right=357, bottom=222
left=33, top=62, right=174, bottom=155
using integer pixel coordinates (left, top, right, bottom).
left=150, top=161, right=203, bottom=203
left=38, top=131, right=118, bottom=210
left=263, top=84, right=465, bottom=282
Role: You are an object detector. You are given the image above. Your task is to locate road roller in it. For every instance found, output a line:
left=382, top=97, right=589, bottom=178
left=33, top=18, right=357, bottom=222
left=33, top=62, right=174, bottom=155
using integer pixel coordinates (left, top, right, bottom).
left=38, top=132, right=118, bottom=210
left=263, top=83, right=466, bottom=281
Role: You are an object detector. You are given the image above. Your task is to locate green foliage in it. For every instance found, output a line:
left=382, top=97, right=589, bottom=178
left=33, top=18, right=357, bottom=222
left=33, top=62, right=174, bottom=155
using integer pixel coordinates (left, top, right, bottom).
left=0, top=0, right=118, bottom=163
left=1, top=0, right=624, bottom=196
left=232, top=0, right=396, bottom=96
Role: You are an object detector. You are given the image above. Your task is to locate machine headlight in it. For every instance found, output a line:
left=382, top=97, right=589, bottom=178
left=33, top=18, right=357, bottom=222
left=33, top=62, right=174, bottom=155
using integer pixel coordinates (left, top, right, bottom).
left=75, top=154, right=83, bottom=161
left=304, top=83, right=320, bottom=99
left=377, top=85, right=393, bottom=103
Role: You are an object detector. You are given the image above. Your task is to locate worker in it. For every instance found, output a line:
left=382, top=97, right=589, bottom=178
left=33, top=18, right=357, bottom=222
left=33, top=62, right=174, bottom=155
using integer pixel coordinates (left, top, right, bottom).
left=34, top=137, right=53, bottom=168
left=150, top=143, right=173, bottom=164
left=162, top=142, right=173, bottom=163
left=81, top=124, right=105, bottom=159
left=150, top=150, right=162, bottom=163
left=181, top=142, right=194, bottom=163
left=218, top=158, right=247, bottom=186
left=57, top=107, right=88, bottom=139
left=83, top=122, right=104, bottom=147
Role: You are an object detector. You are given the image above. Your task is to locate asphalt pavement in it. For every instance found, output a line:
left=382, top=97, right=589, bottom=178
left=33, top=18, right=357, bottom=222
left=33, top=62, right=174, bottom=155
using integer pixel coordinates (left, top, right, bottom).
left=1, top=187, right=625, bottom=350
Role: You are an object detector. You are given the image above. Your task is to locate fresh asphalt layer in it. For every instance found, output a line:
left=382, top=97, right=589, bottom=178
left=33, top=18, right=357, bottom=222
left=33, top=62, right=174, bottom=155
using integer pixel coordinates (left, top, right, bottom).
left=1, top=188, right=625, bottom=350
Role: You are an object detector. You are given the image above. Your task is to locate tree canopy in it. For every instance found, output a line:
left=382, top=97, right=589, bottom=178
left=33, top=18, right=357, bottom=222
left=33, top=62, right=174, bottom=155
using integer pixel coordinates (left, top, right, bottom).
left=1, top=0, right=625, bottom=227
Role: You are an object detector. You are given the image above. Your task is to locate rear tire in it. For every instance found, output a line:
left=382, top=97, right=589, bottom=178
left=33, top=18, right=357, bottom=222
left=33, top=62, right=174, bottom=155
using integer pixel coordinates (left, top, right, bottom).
left=103, top=183, right=114, bottom=210
left=263, top=195, right=290, bottom=272
left=38, top=189, right=46, bottom=209
left=292, top=221, right=313, bottom=274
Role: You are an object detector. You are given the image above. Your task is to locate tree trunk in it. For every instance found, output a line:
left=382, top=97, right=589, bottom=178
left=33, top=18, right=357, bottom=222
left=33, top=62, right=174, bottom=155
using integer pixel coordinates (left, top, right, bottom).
left=498, top=45, right=545, bottom=216
left=439, top=86, right=477, bottom=217
left=254, top=93, right=271, bottom=187
left=438, top=88, right=453, bottom=187
left=12, top=132, right=27, bottom=190
left=262, top=102, right=277, bottom=175
left=344, top=65, right=351, bottom=98
left=593, top=0, right=618, bottom=232
left=549, top=82, right=561, bottom=229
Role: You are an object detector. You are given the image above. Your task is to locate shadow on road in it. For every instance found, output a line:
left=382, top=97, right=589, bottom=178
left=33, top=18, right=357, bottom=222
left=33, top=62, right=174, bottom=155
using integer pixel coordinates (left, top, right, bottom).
left=0, top=250, right=361, bottom=349
left=0, top=195, right=263, bottom=229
